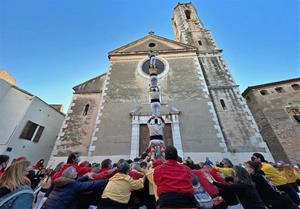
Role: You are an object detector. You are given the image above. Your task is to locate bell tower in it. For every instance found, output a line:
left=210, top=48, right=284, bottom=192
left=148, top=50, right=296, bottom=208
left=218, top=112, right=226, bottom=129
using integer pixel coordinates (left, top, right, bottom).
left=172, top=3, right=217, bottom=51
left=172, top=3, right=270, bottom=152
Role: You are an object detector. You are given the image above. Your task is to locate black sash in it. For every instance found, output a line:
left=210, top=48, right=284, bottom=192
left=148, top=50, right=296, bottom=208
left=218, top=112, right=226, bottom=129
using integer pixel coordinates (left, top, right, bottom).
left=158, top=192, right=198, bottom=208
left=150, top=135, right=163, bottom=140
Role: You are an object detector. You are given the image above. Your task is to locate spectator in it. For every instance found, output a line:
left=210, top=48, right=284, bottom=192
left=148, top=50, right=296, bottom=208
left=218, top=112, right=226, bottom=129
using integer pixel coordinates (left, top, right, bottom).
left=42, top=166, right=108, bottom=209
left=34, top=169, right=55, bottom=209
left=206, top=165, right=266, bottom=209
left=153, top=145, right=198, bottom=208
left=252, top=153, right=300, bottom=205
left=213, top=158, right=234, bottom=177
left=0, top=160, right=33, bottom=209
left=0, top=155, right=9, bottom=177
left=28, top=159, right=45, bottom=190
left=33, top=159, right=45, bottom=170
left=100, top=159, right=144, bottom=209
left=246, top=161, right=298, bottom=209
left=52, top=153, right=92, bottom=182
left=100, top=159, right=113, bottom=173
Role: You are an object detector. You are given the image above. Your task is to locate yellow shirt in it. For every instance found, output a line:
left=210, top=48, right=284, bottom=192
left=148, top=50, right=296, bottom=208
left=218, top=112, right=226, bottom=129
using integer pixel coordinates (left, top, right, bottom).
left=145, top=168, right=158, bottom=200
left=280, top=167, right=298, bottom=183
left=213, top=166, right=233, bottom=177
left=102, top=172, right=144, bottom=204
left=261, top=162, right=287, bottom=186
left=294, top=170, right=300, bottom=179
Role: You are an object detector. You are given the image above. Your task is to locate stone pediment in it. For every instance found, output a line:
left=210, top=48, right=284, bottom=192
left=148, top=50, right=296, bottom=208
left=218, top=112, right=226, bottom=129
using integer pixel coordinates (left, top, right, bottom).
left=73, top=73, right=106, bottom=94
left=108, top=33, right=197, bottom=57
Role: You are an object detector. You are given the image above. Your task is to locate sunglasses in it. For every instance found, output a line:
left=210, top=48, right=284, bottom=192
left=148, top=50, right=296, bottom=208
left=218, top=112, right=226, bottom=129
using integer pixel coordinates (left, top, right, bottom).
left=251, top=156, right=257, bottom=161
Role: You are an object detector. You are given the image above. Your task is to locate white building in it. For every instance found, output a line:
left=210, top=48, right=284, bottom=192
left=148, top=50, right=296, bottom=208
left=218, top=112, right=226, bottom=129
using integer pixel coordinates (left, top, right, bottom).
left=0, top=79, right=65, bottom=165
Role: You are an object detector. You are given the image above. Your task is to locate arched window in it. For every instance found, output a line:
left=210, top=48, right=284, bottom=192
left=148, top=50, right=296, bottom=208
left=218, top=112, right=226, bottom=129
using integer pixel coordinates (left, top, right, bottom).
left=287, top=107, right=300, bottom=123
left=220, top=99, right=226, bottom=110
left=198, top=40, right=202, bottom=46
left=246, top=96, right=251, bottom=102
left=83, top=104, right=90, bottom=116
left=185, top=10, right=191, bottom=19
left=291, top=84, right=300, bottom=91
left=260, top=90, right=268, bottom=96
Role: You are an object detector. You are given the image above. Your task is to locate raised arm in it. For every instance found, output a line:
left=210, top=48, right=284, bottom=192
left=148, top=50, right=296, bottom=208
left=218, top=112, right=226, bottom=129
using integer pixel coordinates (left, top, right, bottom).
left=74, top=179, right=108, bottom=193
left=128, top=176, right=144, bottom=190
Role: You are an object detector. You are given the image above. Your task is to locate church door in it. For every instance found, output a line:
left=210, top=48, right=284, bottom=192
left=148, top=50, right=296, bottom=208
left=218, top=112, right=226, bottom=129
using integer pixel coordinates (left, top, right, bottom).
left=139, top=123, right=173, bottom=155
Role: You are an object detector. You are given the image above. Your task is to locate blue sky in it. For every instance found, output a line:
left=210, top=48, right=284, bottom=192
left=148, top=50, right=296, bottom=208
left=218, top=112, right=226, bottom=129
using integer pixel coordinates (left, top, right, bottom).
left=0, top=0, right=299, bottom=112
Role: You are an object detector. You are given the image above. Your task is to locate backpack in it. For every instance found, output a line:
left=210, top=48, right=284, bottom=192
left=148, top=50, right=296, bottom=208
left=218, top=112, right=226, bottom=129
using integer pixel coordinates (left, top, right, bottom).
left=193, top=183, right=213, bottom=209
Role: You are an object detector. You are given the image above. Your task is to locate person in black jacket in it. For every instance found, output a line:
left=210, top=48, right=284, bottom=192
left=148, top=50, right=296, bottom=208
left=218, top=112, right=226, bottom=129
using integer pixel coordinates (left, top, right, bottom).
left=245, top=161, right=298, bottom=209
left=206, top=165, right=267, bottom=209
left=42, top=166, right=108, bottom=209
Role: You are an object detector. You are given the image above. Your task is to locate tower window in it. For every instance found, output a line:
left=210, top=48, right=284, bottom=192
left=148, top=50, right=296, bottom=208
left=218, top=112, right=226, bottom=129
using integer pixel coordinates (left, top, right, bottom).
left=287, top=108, right=300, bottom=123
left=260, top=90, right=269, bottom=96
left=291, top=84, right=300, bottom=90
left=185, top=10, right=191, bottom=19
left=83, top=104, right=90, bottom=116
left=220, top=99, right=226, bottom=110
left=198, top=40, right=202, bottom=46
left=275, top=87, right=284, bottom=93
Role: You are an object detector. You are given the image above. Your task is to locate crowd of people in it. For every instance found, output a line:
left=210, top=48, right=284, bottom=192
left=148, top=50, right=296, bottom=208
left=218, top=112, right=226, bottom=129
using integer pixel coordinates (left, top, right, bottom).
left=0, top=146, right=299, bottom=209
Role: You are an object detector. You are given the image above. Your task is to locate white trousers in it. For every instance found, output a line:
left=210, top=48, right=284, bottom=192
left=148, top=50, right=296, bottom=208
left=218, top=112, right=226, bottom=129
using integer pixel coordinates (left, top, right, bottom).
left=150, top=75, right=158, bottom=87
left=151, top=102, right=161, bottom=116
left=34, top=192, right=47, bottom=209
left=150, top=56, right=156, bottom=67
left=150, top=139, right=164, bottom=146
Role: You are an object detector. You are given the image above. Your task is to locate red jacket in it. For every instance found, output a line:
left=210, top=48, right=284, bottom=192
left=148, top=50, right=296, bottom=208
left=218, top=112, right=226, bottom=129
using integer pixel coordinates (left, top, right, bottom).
left=92, top=169, right=117, bottom=180
left=128, top=170, right=144, bottom=180
left=52, top=163, right=92, bottom=182
left=210, top=168, right=227, bottom=183
left=153, top=160, right=194, bottom=197
left=98, top=167, right=110, bottom=173
left=192, top=169, right=219, bottom=196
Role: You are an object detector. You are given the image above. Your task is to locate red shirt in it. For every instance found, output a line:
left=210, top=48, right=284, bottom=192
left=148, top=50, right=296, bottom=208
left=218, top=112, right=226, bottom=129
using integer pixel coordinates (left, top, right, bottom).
left=92, top=169, right=117, bottom=180
left=98, top=167, right=110, bottom=173
left=128, top=170, right=144, bottom=180
left=192, top=169, right=219, bottom=196
left=153, top=160, right=194, bottom=197
left=210, top=168, right=227, bottom=183
left=52, top=163, right=92, bottom=182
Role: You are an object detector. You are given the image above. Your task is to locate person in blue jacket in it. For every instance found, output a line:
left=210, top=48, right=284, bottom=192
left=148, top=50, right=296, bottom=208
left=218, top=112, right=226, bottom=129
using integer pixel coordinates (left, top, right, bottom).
left=42, top=166, right=108, bottom=209
left=0, top=160, right=33, bottom=209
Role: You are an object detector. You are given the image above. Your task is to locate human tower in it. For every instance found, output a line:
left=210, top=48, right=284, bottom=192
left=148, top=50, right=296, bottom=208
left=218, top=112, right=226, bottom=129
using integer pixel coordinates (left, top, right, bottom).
left=146, top=51, right=166, bottom=158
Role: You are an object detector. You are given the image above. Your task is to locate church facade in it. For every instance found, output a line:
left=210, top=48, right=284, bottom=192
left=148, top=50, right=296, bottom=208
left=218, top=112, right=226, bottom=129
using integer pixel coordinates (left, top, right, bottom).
left=49, top=3, right=273, bottom=165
